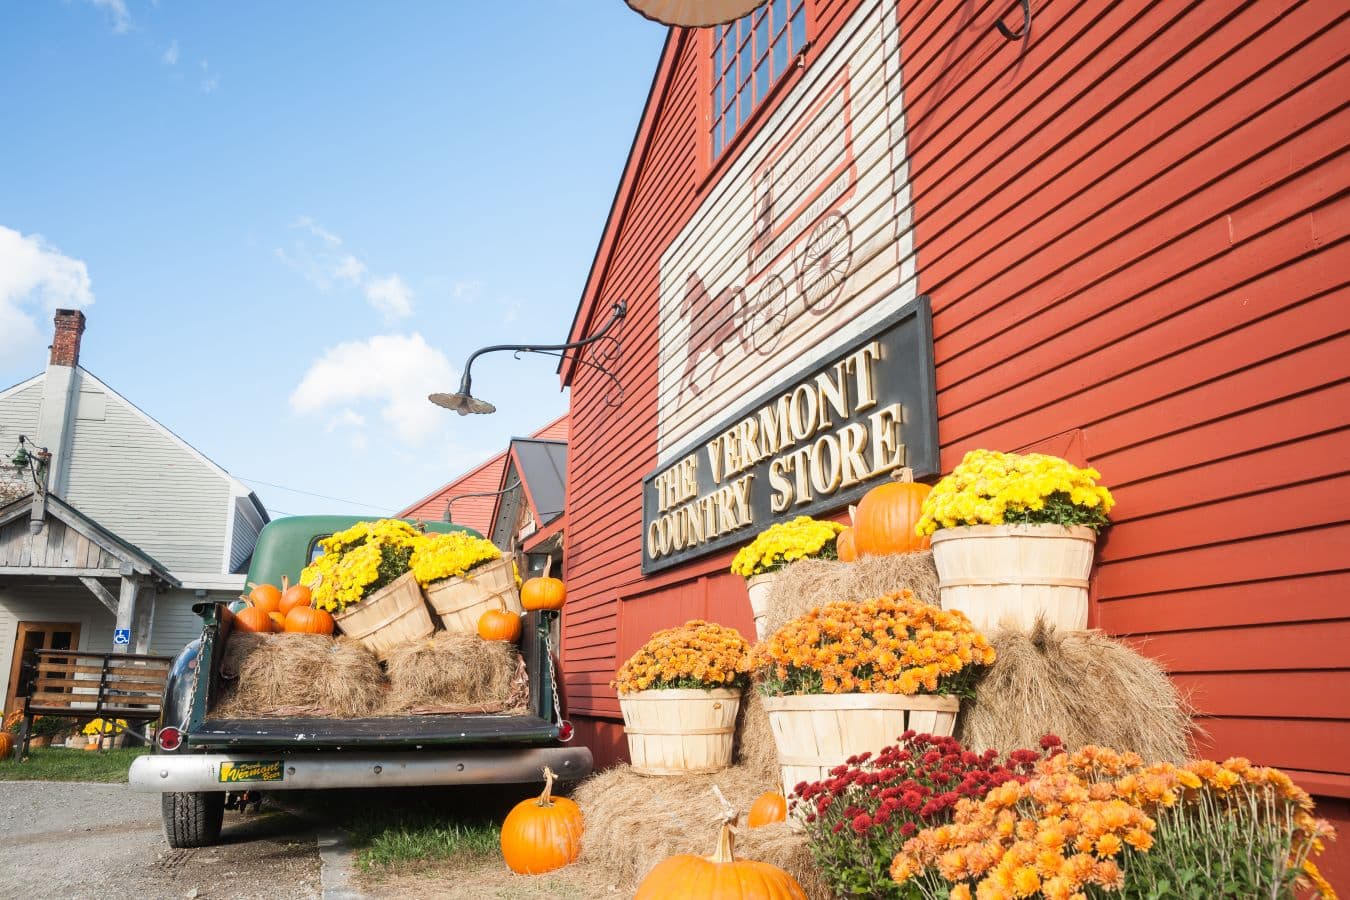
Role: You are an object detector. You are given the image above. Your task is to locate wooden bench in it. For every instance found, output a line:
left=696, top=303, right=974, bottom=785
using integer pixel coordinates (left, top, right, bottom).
left=13, top=649, right=173, bottom=758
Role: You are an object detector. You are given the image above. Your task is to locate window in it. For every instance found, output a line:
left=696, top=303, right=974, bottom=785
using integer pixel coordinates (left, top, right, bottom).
left=711, top=0, right=807, bottom=159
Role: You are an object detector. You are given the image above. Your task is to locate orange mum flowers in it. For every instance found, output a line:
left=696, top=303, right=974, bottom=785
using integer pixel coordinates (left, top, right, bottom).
left=753, top=590, right=995, bottom=696
left=612, top=619, right=751, bottom=693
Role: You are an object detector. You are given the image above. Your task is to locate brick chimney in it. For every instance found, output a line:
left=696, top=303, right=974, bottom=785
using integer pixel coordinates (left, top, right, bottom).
left=50, top=309, right=86, bottom=368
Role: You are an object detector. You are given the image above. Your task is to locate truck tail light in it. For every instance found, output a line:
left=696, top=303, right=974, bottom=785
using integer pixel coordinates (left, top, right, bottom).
left=158, top=726, right=183, bottom=751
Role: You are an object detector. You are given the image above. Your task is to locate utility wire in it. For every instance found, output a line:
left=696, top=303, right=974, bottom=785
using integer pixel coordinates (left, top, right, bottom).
left=236, top=476, right=393, bottom=513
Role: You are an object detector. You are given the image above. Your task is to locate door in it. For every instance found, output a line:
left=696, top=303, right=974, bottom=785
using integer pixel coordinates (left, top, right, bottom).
left=5, top=622, right=81, bottom=717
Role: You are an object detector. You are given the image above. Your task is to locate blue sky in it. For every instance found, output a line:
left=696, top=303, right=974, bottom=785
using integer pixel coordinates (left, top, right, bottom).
left=0, top=0, right=665, bottom=518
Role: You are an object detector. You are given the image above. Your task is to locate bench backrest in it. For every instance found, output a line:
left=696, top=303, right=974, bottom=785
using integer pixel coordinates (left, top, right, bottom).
left=23, top=649, right=174, bottom=720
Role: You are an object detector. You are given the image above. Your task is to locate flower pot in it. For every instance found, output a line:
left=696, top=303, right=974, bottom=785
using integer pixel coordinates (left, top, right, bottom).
left=29, top=736, right=51, bottom=749
left=620, top=688, right=741, bottom=776
left=64, top=736, right=83, bottom=749
left=745, top=573, right=776, bottom=640
left=424, top=557, right=523, bottom=636
left=761, top=692, right=959, bottom=800
left=930, top=524, right=1096, bottom=632
left=332, top=571, right=436, bottom=658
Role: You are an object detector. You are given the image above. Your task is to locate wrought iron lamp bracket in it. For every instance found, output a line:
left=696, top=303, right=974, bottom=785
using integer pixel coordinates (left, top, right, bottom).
left=995, top=0, right=1032, bottom=41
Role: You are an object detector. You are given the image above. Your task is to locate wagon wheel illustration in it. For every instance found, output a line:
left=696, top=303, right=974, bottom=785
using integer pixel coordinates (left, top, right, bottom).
left=797, top=212, right=853, bottom=315
left=747, top=273, right=789, bottom=356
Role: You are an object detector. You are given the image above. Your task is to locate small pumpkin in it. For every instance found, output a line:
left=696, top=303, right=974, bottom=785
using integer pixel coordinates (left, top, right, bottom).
left=635, top=819, right=807, bottom=899
left=522, top=558, right=566, bottom=613
left=747, top=791, right=787, bottom=828
left=0, top=731, right=13, bottom=759
left=268, top=612, right=287, bottom=630
left=278, top=576, right=313, bottom=616
left=853, top=467, right=932, bottom=557
left=247, top=582, right=283, bottom=614
left=234, top=605, right=275, bottom=633
left=836, top=527, right=857, bottom=563
left=284, top=605, right=335, bottom=635
left=478, top=608, right=522, bottom=642
left=500, top=766, right=583, bottom=874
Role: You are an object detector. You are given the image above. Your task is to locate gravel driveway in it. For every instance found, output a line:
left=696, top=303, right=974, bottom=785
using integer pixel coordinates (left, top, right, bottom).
left=0, top=782, right=324, bottom=899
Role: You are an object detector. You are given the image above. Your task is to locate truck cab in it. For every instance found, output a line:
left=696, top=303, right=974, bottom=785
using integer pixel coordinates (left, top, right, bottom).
left=129, top=516, right=590, bottom=848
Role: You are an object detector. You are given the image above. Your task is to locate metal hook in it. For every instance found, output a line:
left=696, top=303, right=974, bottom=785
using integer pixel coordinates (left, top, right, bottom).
left=995, top=0, right=1031, bottom=41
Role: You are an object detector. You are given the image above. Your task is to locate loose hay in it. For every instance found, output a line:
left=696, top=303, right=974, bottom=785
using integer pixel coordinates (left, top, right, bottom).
left=572, top=765, right=828, bottom=898
left=383, top=631, right=525, bottom=713
left=210, top=632, right=385, bottom=718
left=733, top=687, right=779, bottom=785
left=957, top=619, right=1194, bottom=763
left=759, top=551, right=939, bottom=638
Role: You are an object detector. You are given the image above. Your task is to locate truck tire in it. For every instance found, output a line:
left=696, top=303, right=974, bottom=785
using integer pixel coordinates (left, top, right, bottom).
left=162, top=791, right=225, bottom=848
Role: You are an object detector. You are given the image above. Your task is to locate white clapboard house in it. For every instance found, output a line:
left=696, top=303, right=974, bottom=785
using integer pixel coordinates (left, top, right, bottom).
left=0, top=310, right=267, bottom=714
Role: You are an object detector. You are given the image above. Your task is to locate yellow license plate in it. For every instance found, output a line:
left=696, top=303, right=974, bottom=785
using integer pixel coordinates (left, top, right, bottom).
left=218, top=760, right=285, bottom=783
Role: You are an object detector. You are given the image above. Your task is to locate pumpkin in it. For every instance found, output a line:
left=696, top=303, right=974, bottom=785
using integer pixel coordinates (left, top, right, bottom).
left=634, top=820, right=807, bottom=899
left=268, top=612, right=287, bottom=630
left=247, top=582, right=283, bottom=614
left=0, top=731, right=13, bottom=759
left=278, top=576, right=313, bottom=616
left=234, top=605, right=275, bottom=633
left=521, top=558, right=566, bottom=612
left=500, top=766, right=583, bottom=874
left=747, top=791, right=787, bottom=828
left=852, top=468, right=932, bottom=557
left=836, top=527, right=857, bottom=563
left=284, top=605, right=335, bottom=635
left=478, top=608, right=522, bottom=642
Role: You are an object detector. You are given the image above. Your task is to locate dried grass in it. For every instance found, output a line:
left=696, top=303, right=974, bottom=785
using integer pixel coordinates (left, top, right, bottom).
left=760, top=551, right=939, bottom=638
left=957, top=620, right=1194, bottom=763
left=572, top=765, right=828, bottom=898
left=733, top=687, right=779, bottom=785
left=383, top=631, right=524, bottom=713
left=210, top=632, right=386, bottom=718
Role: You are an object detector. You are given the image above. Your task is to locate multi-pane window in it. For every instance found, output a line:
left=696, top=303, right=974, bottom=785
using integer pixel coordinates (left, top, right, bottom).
left=711, top=0, right=807, bottom=158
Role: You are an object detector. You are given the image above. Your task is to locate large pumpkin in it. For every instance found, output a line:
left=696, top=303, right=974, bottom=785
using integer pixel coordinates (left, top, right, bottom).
left=246, top=583, right=283, bottom=614
left=747, top=791, right=787, bottom=828
left=284, top=605, right=335, bottom=635
left=635, top=821, right=807, bottom=899
left=0, top=731, right=13, bottom=759
left=852, top=468, right=932, bottom=556
left=478, top=609, right=522, bottom=642
left=521, top=575, right=566, bottom=612
left=278, top=577, right=313, bottom=616
left=500, top=767, right=583, bottom=874
left=234, top=605, right=275, bottom=633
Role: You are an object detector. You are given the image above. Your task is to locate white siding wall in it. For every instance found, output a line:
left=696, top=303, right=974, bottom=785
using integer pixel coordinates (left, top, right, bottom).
left=0, top=380, right=44, bottom=500
left=63, top=373, right=230, bottom=573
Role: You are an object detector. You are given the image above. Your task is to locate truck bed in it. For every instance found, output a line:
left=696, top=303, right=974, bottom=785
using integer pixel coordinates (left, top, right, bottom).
left=188, top=713, right=557, bottom=749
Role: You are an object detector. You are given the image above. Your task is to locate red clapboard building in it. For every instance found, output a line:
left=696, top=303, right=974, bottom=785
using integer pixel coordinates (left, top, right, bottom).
left=559, top=0, right=1349, bottom=879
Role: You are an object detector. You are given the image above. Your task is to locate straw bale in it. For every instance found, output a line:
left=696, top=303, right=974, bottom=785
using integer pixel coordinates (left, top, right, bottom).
left=572, top=765, right=828, bottom=898
left=210, top=632, right=385, bottom=718
left=760, top=551, right=939, bottom=638
left=957, top=620, right=1193, bottom=763
left=383, top=631, right=524, bottom=713
left=733, top=686, right=779, bottom=785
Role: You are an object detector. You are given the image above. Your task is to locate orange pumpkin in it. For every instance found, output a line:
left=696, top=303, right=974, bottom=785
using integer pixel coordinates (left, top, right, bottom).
left=521, top=576, right=566, bottom=612
left=0, top=731, right=13, bottom=759
left=500, top=767, right=583, bottom=874
left=247, top=582, right=283, bottom=614
left=635, top=820, right=807, bottom=899
left=747, top=791, right=788, bottom=828
left=268, top=611, right=287, bottom=630
left=278, top=576, right=313, bottom=616
left=852, top=468, right=932, bottom=557
left=478, top=608, right=522, bottom=642
left=234, top=605, right=274, bottom=633
left=284, top=605, right=335, bottom=635
left=836, top=527, right=858, bottom=563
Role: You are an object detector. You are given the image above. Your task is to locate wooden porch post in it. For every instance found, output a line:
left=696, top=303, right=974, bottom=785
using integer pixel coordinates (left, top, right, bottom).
left=114, top=573, right=140, bottom=655
left=132, top=582, right=156, bottom=655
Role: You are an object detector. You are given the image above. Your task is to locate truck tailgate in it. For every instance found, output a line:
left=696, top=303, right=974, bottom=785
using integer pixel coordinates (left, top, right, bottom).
left=189, top=713, right=558, bottom=749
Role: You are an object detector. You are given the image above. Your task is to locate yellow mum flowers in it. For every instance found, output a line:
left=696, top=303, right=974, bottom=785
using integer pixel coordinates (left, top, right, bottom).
left=410, top=531, right=501, bottom=586
left=730, top=515, right=846, bottom=578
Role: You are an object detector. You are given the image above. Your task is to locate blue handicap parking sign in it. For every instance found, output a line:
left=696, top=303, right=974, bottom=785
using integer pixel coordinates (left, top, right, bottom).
left=113, top=628, right=131, bottom=645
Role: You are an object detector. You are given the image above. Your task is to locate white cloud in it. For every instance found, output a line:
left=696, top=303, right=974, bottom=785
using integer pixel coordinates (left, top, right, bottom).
left=452, top=280, right=481, bottom=303
left=290, top=334, right=456, bottom=445
left=162, top=39, right=179, bottom=65
left=275, top=216, right=414, bottom=319
left=87, top=0, right=131, bottom=34
left=0, top=226, right=94, bottom=359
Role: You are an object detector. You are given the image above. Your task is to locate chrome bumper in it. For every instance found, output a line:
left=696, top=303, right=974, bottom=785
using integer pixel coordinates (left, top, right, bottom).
left=128, top=746, right=592, bottom=792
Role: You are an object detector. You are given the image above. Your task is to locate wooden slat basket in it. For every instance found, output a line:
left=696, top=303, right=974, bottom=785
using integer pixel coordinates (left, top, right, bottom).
left=930, top=524, right=1097, bottom=631
left=620, top=688, right=742, bottom=776
left=424, top=556, right=523, bottom=635
left=745, top=573, right=776, bottom=640
left=332, top=571, right=435, bottom=659
left=762, top=693, right=959, bottom=800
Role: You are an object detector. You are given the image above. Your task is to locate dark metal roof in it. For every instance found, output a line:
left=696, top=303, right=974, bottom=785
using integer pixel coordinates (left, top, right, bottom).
left=511, top=438, right=568, bottom=526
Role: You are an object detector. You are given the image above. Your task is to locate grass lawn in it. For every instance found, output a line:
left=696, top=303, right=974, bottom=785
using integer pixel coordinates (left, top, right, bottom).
left=0, top=746, right=149, bottom=782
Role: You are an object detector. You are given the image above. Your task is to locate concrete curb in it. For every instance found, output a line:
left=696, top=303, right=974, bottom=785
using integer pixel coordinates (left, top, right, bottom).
left=315, top=826, right=363, bottom=900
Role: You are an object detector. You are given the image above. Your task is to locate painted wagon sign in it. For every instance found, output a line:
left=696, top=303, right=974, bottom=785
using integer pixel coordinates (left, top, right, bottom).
left=658, top=0, right=917, bottom=462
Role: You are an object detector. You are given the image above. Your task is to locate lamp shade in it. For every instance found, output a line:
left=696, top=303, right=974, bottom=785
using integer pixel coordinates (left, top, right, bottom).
left=624, top=0, right=768, bottom=27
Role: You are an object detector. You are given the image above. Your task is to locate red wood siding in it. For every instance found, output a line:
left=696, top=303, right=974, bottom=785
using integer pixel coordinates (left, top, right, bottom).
left=398, top=415, right=568, bottom=535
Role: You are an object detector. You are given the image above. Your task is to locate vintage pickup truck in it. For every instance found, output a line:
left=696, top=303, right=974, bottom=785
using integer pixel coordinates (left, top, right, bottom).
left=129, top=515, right=591, bottom=848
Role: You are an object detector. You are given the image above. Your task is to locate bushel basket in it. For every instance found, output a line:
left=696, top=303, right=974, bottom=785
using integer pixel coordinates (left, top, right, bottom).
left=424, top=556, right=523, bottom=635
left=620, top=688, right=741, bottom=776
left=331, top=571, right=435, bottom=659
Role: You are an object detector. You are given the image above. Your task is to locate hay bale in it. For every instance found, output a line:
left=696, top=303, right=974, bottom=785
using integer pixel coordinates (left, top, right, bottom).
left=573, top=765, right=828, bottom=898
left=957, top=620, right=1193, bottom=763
left=383, top=631, right=522, bottom=712
left=210, top=632, right=385, bottom=718
left=760, top=551, right=938, bottom=638
left=733, top=687, right=779, bottom=785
